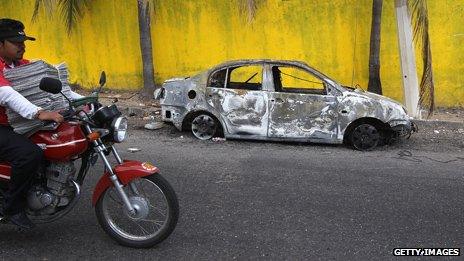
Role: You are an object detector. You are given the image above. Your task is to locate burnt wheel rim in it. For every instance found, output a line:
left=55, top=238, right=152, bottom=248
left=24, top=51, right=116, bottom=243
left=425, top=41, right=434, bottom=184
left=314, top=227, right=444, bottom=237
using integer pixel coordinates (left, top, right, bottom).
left=191, top=114, right=217, bottom=140
left=351, top=124, right=380, bottom=151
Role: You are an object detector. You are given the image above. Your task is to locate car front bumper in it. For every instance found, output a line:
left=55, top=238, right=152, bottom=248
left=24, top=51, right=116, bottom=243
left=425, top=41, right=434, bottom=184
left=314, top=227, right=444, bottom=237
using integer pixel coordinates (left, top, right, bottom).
left=390, top=120, right=417, bottom=137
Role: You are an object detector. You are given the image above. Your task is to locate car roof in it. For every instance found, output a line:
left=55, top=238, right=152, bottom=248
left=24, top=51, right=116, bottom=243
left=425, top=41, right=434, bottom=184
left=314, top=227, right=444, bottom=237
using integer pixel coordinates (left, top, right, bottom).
left=210, top=59, right=311, bottom=71
left=204, top=59, right=338, bottom=84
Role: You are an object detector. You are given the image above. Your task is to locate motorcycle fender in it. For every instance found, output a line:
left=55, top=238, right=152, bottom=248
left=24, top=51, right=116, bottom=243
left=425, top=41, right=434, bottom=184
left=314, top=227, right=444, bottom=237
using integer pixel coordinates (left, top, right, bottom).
left=92, top=160, right=159, bottom=206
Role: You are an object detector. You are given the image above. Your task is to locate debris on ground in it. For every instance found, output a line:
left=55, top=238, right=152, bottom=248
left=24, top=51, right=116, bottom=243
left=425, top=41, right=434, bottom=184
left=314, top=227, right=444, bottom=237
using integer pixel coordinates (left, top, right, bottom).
left=127, top=107, right=144, bottom=117
left=212, top=137, right=226, bottom=142
left=144, top=121, right=165, bottom=130
left=127, top=147, right=141, bottom=153
left=428, top=107, right=464, bottom=123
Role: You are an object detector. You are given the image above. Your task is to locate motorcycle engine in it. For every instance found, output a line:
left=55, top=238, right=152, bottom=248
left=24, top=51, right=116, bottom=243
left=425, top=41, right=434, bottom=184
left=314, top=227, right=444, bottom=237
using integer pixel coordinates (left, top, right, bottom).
left=27, top=162, right=76, bottom=212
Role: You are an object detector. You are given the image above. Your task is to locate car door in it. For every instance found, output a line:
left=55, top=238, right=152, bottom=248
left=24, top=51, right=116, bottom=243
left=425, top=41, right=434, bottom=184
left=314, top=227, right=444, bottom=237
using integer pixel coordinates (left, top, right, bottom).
left=267, top=65, right=339, bottom=141
left=205, top=64, right=269, bottom=137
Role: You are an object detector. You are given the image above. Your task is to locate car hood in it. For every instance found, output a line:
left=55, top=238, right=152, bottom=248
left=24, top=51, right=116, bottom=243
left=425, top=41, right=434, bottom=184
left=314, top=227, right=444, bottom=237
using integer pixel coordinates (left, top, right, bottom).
left=352, top=89, right=404, bottom=108
left=339, top=88, right=410, bottom=123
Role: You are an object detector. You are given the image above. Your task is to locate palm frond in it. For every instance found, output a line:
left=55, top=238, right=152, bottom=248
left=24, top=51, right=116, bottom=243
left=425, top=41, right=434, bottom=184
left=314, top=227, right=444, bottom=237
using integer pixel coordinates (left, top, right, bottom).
left=31, top=0, right=88, bottom=34
left=408, top=0, right=434, bottom=117
left=31, top=0, right=57, bottom=23
left=238, top=0, right=266, bottom=24
left=58, top=0, right=90, bottom=34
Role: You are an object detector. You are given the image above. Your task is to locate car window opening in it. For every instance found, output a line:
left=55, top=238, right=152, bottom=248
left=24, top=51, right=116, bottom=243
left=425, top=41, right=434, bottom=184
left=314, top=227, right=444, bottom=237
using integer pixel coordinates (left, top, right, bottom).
left=273, top=66, right=327, bottom=95
left=207, top=65, right=263, bottom=91
left=227, top=65, right=263, bottom=91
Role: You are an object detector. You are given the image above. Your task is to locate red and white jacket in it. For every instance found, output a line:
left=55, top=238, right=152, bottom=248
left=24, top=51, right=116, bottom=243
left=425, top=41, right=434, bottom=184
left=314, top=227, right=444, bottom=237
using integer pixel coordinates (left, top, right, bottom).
left=0, top=58, right=40, bottom=126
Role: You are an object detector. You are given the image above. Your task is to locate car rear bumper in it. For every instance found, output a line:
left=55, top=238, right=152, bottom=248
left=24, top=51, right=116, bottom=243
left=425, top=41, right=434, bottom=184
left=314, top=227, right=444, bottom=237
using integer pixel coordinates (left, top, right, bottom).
left=161, top=105, right=190, bottom=131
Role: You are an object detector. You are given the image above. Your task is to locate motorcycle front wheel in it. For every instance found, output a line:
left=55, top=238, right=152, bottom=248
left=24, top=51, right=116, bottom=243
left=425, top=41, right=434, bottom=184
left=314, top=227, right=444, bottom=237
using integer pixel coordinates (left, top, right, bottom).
left=95, top=174, right=179, bottom=248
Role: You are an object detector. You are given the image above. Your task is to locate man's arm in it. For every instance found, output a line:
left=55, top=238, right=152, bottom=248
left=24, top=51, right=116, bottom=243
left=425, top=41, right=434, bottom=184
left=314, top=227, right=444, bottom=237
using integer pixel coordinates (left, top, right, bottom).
left=0, top=85, right=63, bottom=122
left=0, top=85, right=40, bottom=119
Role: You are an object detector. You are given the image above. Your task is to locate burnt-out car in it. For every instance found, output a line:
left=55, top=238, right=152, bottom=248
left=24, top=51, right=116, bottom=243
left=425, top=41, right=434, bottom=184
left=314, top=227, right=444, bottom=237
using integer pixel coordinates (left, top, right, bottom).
left=154, top=60, right=415, bottom=150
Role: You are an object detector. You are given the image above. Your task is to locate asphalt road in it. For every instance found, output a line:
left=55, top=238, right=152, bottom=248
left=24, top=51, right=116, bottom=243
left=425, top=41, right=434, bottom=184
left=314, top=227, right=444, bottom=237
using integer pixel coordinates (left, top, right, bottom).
left=1, top=121, right=464, bottom=260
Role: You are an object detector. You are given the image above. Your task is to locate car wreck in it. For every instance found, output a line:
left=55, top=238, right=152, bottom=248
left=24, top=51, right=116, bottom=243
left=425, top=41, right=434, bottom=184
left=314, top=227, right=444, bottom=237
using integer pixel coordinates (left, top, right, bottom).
left=154, top=60, right=416, bottom=150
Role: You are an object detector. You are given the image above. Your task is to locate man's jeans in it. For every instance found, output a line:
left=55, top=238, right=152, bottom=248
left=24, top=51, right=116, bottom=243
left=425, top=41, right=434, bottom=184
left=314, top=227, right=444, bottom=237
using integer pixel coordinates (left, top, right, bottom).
left=0, top=125, right=42, bottom=215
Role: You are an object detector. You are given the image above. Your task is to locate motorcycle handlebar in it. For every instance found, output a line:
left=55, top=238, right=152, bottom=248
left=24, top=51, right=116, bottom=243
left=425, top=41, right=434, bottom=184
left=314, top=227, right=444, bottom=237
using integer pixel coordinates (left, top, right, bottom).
left=59, top=108, right=75, bottom=119
left=41, top=121, right=59, bottom=130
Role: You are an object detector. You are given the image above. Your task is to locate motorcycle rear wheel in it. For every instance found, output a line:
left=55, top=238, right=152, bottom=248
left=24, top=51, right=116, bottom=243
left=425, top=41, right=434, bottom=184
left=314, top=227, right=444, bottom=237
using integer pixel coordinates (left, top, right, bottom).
left=95, top=174, right=179, bottom=248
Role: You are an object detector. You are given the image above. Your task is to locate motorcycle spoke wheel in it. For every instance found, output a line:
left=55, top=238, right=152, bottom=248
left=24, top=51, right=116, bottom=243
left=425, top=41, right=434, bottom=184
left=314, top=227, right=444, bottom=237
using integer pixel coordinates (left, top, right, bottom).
left=96, top=174, right=178, bottom=248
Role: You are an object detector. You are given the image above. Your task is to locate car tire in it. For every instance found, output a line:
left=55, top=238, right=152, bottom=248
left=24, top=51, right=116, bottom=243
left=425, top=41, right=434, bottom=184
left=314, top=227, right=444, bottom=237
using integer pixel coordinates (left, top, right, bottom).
left=350, top=123, right=380, bottom=151
left=190, top=113, right=220, bottom=140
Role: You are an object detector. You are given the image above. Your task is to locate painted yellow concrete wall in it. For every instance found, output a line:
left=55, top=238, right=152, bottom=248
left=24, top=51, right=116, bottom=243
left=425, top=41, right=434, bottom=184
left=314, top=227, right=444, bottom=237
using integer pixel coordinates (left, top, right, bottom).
left=426, top=0, right=464, bottom=107
left=1, top=0, right=142, bottom=89
left=0, top=0, right=463, bottom=107
left=152, top=0, right=371, bottom=87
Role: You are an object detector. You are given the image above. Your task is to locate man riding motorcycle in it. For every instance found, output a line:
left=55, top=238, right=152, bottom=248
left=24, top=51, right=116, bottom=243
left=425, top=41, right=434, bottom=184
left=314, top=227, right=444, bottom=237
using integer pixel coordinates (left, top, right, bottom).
left=0, top=18, right=81, bottom=229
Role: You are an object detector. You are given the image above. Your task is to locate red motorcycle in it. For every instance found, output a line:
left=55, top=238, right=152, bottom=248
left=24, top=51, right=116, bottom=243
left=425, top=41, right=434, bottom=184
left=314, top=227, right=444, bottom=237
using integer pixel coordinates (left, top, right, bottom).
left=0, top=73, right=179, bottom=248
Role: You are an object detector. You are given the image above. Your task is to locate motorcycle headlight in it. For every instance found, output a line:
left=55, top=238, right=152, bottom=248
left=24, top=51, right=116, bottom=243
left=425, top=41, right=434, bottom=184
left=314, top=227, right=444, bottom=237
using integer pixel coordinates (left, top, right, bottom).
left=112, top=117, right=127, bottom=142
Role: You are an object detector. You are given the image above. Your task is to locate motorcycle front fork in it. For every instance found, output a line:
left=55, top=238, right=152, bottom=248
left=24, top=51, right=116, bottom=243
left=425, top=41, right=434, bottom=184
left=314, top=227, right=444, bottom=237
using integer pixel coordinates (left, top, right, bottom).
left=86, top=126, right=138, bottom=215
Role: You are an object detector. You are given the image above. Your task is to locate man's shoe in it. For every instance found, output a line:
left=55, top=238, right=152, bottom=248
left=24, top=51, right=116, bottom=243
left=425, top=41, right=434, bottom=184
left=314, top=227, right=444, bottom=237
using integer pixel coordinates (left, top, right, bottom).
left=9, top=211, right=35, bottom=229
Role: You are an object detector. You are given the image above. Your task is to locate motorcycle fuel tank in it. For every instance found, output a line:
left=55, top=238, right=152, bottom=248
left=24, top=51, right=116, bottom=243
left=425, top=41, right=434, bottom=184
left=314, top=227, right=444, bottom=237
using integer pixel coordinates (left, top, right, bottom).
left=31, top=122, right=88, bottom=161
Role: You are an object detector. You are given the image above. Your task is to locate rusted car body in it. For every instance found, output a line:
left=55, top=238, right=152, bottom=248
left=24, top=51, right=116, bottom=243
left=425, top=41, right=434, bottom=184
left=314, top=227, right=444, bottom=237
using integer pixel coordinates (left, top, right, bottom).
left=155, top=60, right=415, bottom=150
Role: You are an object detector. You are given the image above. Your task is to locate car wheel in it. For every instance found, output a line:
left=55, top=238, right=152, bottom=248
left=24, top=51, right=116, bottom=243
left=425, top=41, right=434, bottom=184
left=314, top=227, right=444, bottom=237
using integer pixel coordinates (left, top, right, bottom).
left=191, top=113, right=218, bottom=140
left=350, top=123, right=380, bottom=151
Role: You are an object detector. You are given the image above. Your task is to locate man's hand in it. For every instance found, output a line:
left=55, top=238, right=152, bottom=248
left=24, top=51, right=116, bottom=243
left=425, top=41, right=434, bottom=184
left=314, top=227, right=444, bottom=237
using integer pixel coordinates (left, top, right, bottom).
left=37, top=111, right=64, bottom=123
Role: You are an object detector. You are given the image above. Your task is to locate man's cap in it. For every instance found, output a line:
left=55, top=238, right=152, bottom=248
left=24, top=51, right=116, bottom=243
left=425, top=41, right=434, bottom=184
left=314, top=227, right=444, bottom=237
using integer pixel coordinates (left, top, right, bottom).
left=0, top=18, right=35, bottom=42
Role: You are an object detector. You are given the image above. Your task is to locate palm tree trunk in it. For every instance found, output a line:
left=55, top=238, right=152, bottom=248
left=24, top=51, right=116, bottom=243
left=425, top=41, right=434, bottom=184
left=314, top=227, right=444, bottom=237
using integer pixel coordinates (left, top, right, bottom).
left=368, top=0, right=383, bottom=94
left=137, top=0, right=155, bottom=98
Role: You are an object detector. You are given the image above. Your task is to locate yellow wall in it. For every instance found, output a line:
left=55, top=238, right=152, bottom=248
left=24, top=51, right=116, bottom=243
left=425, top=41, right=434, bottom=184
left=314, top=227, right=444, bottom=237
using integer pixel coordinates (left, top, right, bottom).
left=0, top=0, right=463, bottom=107
left=426, top=0, right=464, bottom=107
left=1, top=0, right=142, bottom=89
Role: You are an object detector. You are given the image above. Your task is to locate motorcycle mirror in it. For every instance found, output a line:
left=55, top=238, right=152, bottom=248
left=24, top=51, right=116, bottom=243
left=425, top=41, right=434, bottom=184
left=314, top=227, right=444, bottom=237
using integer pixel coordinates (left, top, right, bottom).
left=99, top=71, right=106, bottom=87
left=39, top=77, right=63, bottom=94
